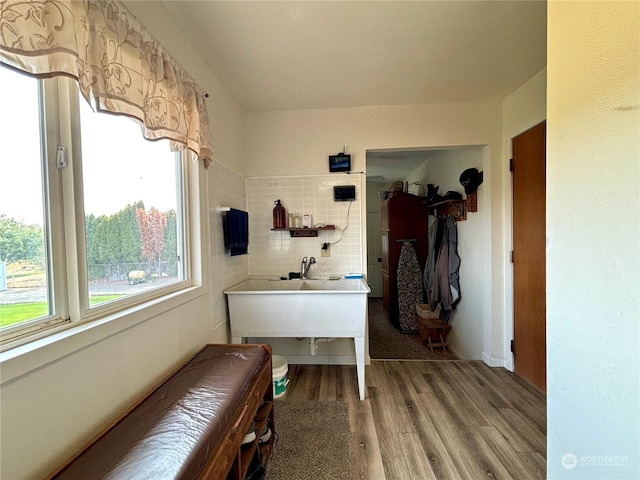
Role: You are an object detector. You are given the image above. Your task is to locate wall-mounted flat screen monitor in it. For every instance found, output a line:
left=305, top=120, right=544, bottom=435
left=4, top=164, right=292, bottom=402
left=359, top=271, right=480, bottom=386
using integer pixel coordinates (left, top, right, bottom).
left=334, top=185, right=356, bottom=201
left=329, top=153, right=351, bottom=172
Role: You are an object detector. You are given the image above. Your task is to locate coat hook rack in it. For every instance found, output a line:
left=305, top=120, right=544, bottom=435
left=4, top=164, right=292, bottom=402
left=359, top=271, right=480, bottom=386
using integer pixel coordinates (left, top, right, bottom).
left=424, top=199, right=467, bottom=221
left=216, top=205, right=230, bottom=214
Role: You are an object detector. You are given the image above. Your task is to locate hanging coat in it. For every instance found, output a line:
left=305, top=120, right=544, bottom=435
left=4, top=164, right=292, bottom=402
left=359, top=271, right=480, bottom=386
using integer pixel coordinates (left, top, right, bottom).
left=396, top=241, right=423, bottom=332
left=447, top=216, right=461, bottom=307
left=429, top=226, right=450, bottom=308
left=428, top=216, right=461, bottom=323
left=423, top=215, right=439, bottom=300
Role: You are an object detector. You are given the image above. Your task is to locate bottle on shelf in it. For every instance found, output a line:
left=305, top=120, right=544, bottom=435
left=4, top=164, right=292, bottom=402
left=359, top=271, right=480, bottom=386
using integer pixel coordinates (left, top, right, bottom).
left=273, top=200, right=286, bottom=229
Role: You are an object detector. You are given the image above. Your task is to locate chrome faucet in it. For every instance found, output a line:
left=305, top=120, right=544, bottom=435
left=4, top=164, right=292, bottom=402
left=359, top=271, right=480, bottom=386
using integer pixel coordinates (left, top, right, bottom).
left=300, top=256, right=316, bottom=279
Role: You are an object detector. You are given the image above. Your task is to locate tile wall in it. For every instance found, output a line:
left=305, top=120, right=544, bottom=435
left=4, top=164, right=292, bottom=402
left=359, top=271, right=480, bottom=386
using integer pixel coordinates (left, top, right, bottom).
left=246, top=174, right=364, bottom=278
left=208, top=160, right=249, bottom=332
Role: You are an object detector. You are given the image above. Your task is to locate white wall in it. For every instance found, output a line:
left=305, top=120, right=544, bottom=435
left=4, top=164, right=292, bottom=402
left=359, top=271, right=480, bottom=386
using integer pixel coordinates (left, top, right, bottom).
left=406, top=147, right=485, bottom=360
left=502, top=68, right=547, bottom=371
left=503, top=68, right=547, bottom=140
left=244, top=102, right=502, bottom=176
left=0, top=3, right=247, bottom=478
left=547, top=2, right=639, bottom=478
left=243, top=100, right=508, bottom=365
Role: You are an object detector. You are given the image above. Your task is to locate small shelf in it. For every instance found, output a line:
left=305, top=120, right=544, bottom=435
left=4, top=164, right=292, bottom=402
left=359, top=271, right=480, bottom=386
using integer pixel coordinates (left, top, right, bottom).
left=271, top=226, right=336, bottom=237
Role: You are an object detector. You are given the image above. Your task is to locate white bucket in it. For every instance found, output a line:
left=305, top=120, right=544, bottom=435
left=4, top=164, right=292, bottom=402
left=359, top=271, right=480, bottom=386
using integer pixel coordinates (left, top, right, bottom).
left=272, top=355, right=289, bottom=399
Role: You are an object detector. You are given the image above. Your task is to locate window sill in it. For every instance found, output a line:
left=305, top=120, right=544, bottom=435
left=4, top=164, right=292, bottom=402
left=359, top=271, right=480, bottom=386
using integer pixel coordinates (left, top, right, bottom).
left=0, top=284, right=207, bottom=385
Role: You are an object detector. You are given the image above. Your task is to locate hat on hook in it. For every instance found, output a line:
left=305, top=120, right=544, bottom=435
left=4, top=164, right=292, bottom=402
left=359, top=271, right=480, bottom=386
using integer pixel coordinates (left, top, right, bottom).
left=459, top=168, right=483, bottom=194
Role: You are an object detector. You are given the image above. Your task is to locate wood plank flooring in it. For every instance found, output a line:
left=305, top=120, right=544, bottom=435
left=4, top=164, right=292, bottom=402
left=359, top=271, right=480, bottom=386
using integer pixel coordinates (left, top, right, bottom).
left=284, top=360, right=546, bottom=480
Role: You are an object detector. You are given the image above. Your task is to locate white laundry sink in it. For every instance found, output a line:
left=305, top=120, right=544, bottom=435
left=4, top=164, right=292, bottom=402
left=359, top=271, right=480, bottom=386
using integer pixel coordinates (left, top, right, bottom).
left=224, top=278, right=370, bottom=400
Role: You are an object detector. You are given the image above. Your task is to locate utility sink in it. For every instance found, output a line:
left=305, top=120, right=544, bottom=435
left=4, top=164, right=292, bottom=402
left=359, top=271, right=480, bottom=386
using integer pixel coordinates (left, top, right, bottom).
left=224, top=277, right=371, bottom=400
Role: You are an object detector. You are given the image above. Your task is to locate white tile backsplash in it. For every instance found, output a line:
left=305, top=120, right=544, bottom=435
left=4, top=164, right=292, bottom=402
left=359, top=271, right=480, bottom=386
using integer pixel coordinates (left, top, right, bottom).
left=246, top=174, right=364, bottom=277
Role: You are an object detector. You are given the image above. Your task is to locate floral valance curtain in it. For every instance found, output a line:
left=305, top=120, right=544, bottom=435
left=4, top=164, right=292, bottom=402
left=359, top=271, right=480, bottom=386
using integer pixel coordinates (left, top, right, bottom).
left=0, top=0, right=213, bottom=166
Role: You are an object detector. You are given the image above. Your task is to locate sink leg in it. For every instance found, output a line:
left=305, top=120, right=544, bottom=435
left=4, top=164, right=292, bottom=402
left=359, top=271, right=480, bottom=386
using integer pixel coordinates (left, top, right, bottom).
left=354, top=337, right=365, bottom=400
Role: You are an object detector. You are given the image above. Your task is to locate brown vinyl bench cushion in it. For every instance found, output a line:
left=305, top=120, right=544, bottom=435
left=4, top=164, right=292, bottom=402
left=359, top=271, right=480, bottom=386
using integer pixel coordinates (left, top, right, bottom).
left=54, top=345, right=269, bottom=480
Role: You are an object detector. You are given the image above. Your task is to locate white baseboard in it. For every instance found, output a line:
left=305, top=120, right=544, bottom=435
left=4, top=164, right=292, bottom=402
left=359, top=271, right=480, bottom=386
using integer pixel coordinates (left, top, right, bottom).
left=482, top=352, right=506, bottom=367
left=504, top=355, right=514, bottom=372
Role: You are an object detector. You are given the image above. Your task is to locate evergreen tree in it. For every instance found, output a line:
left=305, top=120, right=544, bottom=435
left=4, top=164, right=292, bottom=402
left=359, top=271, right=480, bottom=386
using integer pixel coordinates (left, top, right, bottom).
left=121, top=202, right=143, bottom=264
left=85, top=213, right=98, bottom=265
left=162, top=209, right=178, bottom=276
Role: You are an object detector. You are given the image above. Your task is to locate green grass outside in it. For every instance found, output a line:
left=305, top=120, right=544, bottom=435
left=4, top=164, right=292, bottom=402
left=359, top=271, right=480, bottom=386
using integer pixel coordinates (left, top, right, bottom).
left=7, top=270, right=44, bottom=279
left=0, top=295, right=124, bottom=328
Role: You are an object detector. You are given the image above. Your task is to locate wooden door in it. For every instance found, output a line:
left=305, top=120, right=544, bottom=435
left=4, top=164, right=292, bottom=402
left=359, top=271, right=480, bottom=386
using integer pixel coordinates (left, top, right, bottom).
left=512, top=121, right=546, bottom=392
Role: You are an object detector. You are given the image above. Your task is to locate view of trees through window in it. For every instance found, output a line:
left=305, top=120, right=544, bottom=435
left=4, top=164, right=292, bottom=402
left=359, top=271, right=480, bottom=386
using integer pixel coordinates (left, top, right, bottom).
left=85, top=203, right=178, bottom=284
left=79, top=85, right=185, bottom=308
left=0, top=66, right=186, bottom=334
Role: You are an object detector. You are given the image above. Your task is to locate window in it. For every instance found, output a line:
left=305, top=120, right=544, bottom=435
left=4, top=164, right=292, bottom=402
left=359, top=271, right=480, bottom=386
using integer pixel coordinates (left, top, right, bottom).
left=0, top=66, right=194, bottom=348
left=0, top=69, right=52, bottom=334
left=79, top=98, right=185, bottom=309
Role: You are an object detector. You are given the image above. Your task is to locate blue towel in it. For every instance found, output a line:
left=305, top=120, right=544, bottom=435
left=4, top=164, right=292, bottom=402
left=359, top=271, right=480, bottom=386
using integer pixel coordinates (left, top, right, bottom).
left=223, top=208, right=249, bottom=256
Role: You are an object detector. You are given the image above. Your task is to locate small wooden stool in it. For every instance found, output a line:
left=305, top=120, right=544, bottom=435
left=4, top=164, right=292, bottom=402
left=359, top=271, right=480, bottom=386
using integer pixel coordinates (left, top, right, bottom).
left=418, top=318, right=452, bottom=351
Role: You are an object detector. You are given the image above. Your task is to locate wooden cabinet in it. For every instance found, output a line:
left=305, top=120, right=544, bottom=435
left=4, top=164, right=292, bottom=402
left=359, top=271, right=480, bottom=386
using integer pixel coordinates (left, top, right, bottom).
left=381, top=194, right=428, bottom=328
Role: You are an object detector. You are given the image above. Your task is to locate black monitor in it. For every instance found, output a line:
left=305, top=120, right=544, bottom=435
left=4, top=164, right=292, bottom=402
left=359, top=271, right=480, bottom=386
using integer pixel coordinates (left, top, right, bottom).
left=333, top=185, right=356, bottom=201
left=329, top=153, right=351, bottom=172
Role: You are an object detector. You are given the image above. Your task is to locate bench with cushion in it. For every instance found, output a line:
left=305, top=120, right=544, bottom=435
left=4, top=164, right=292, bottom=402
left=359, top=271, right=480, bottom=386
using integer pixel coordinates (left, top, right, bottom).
left=49, top=344, right=274, bottom=480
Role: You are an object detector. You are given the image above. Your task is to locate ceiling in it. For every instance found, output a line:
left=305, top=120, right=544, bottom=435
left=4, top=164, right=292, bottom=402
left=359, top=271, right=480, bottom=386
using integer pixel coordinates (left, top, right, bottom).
left=161, top=1, right=547, bottom=113
left=159, top=1, right=546, bottom=184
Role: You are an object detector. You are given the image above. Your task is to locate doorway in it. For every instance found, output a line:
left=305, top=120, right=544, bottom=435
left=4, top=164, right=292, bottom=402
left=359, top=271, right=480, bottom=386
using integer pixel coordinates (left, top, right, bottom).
left=365, top=146, right=485, bottom=360
left=511, top=121, right=546, bottom=392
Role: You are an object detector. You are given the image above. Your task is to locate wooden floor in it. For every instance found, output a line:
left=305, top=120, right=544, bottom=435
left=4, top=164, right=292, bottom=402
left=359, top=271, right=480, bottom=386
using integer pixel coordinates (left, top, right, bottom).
left=285, top=360, right=546, bottom=480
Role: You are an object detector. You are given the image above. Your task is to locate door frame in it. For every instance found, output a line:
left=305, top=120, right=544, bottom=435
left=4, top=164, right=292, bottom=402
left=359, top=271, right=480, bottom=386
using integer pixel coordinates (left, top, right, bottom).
left=365, top=210, right=383, bottom=297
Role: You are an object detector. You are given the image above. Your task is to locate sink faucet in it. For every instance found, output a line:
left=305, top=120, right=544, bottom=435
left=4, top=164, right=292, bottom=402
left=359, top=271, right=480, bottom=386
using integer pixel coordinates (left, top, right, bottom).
left=300, top=256, right=316, bottom=279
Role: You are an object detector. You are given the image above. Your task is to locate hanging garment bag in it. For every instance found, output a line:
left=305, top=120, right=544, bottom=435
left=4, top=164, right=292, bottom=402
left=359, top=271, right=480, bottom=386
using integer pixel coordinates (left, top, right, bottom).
left=396, top=241, right=423, bottom=332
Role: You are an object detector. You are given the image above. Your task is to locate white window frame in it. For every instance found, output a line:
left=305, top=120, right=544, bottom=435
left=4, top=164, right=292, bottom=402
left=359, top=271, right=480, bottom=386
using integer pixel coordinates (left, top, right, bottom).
left=0, top=75, right=208, bottom=355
